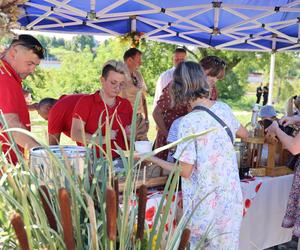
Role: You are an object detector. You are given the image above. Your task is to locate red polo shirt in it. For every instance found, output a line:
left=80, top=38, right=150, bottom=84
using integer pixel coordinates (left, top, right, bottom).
left=0, top=59, right=30, bottom=164
left=72, top=91, right=133, bottom=158
left=48, top=94, right=86, bottom=138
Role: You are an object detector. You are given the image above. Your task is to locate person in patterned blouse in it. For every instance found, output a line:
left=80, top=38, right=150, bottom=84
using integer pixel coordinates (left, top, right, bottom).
left=153, top=56, right=226, bottom=160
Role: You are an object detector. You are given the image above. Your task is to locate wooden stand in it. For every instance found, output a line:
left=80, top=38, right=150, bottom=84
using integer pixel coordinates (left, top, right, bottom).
left=265, top=138, right=293, bottom=177
left=242, top=136, right=293, bottom=177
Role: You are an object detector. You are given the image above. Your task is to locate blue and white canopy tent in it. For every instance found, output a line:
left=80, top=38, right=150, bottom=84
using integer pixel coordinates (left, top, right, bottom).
left=17, top=0, right=300, bottom=103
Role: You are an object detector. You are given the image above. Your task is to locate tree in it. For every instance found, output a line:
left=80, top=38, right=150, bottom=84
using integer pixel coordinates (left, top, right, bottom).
left=94, top=37, right=126, bottom=65
left=22, top=35, right=299, bottom=104
left=24, top=47, right=99, bottom=100
left=259, top=52, right=299, bottom=103
left=71, top=35, right=96, bottom=52
left=140, top=40, right=177, bottom=96
left=184, top=47, right=262, bottom=100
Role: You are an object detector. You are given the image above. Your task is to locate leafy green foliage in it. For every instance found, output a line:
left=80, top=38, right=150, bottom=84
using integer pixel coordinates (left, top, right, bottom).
left=4, top=34, right=299, bottom=103
left=24, top=47, right=99, bottom=100
left=217, top=71, right=245, bottom=100
left=258, top=52, right=300, bottom=104
left=94, top=38, right=128, bottom=67
left=139, top=41, right=176, bottom=96
left=69, top=35, right=95, bottom=52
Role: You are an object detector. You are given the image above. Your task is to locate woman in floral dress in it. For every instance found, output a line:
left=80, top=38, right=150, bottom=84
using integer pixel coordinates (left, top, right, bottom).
left=146, top=61, right=248, bottom=249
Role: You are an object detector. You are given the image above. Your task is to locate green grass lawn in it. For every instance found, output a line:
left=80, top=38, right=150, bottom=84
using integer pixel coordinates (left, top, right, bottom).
left=30, top=96, right=253, bottom=145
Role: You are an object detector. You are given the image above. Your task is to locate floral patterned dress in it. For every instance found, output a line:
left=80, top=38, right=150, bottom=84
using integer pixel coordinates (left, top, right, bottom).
left=173, top=101, right=243, bottom=250
left=282, top=158, right=300, bottom=237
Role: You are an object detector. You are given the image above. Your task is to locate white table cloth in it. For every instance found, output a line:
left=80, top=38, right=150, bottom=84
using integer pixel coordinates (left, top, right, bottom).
left=240, top=175, right=294, bottom=250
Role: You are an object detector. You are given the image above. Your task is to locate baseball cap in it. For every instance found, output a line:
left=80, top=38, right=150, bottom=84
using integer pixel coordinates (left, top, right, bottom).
left=259, top=105, right=277, bottom=118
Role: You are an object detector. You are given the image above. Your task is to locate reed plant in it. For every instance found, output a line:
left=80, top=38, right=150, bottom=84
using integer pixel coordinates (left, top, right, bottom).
left=0, top=92, right=215, bottom=250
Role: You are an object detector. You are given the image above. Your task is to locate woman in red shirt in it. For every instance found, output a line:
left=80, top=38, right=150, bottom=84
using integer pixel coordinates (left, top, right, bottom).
left=71, top=60, right=133, bottom=160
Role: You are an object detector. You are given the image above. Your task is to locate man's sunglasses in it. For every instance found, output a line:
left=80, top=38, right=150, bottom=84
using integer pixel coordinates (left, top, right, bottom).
left=131, top=75, right=139, bottom=86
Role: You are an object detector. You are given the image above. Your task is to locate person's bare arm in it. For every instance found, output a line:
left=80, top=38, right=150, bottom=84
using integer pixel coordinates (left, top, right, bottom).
left=277, top=129, right=300, bottom=155
left=71, top=118, right=94, bottom=144
left=3, top=113, right=39, bottom=149
left=267, top=121, right=300, bottom=155
left=48, top=133, right=60, bottom=145
left=152, top=105, right=168, bottom=137
left=28, top=103, right=38, bottom=111
left=147, top=156, right=193, bottom=178
left=280, top=115, right=300, bottom=127
left=142, top=93, right=148, bottom=121
left=236, top=124, right=248, bottom=139
left=71, top=118, right=116, bottom=145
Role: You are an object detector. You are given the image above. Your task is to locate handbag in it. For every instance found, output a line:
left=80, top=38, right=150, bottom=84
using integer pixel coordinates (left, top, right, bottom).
left=192, top=105, right=234, bottom=144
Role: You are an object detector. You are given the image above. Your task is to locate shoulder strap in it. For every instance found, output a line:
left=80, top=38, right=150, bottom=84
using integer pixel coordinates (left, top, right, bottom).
left=193, top=105, right=234, bottom=144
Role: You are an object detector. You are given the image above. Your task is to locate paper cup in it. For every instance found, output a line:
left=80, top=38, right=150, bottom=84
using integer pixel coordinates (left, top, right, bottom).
left=134, top=141, right=153, bottom=154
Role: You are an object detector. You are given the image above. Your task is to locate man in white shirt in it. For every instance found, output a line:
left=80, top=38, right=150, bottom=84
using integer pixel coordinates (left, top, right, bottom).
left=153, top=48, right=187, bottom=108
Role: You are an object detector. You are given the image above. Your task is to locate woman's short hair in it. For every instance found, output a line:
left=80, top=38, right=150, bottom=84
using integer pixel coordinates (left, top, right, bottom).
left=101, top=60, right=128, bottom=79
left=171, top=61, right=210, bottom=106
left=200, top=56, right=226, bottom=79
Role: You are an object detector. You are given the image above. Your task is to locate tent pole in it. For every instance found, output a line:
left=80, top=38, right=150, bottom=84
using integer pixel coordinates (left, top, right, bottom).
left=131, top=16, right=136, bottom=32
left=268, top=52, right=276, bottom=105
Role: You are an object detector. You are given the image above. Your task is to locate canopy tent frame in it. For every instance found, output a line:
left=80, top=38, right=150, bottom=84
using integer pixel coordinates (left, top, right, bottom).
left=20, top=0, right=300, bottom=51
left=18, top=0, right=300, bottom=103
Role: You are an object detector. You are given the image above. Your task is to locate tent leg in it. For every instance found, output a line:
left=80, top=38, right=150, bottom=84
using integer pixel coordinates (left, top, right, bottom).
left=268, top=52, right=276, bottom=105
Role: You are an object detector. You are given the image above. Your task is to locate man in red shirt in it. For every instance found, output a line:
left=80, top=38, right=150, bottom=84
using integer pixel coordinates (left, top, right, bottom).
left=0, top=35, right=44, bottom=164
left=71, top=60, right=133, bottom=159
left=35, top=94, right=86, bottom=145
